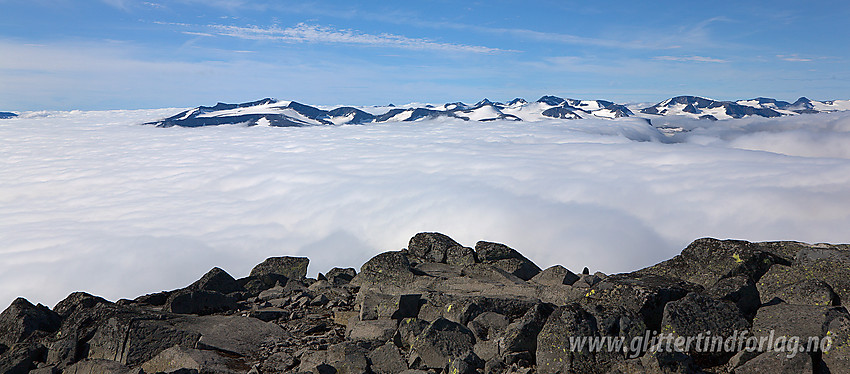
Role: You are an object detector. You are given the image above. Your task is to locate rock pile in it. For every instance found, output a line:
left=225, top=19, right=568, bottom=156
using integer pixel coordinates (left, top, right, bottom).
left=2, top=233, right=850, bottom=373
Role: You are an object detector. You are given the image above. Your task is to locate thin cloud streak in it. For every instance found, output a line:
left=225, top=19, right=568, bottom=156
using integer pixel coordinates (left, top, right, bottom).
left=654, top=55, right=728, bottom=63
left=212, top=23, right=506, bottom=53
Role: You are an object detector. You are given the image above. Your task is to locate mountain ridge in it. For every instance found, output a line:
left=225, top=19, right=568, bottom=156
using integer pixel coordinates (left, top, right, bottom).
left=143, top=95, right=850, bottom=128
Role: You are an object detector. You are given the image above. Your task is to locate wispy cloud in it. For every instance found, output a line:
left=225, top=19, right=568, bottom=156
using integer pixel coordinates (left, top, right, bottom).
left=182, top=31, right=214, bottom=37
left=211, top=23, right=505, bottom=53
left=654, top=55, right=728, bottom=63
left=778, top=54, right=813, bottom=62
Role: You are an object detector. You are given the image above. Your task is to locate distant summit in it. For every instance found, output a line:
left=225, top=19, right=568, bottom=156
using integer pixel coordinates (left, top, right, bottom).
left=640, top=95, right=847, bottom=120
left=144, top=95, right=850, bottom=128
left=0, top=112, right=17, bottom=119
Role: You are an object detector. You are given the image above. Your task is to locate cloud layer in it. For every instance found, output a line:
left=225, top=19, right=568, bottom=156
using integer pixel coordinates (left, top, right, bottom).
left=1, top=111, right=849, bottom=308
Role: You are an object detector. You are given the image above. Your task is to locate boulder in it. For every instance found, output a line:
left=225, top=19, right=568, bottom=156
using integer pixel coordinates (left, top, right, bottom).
left=408, top=232, right=462, bottom=264
left=0, top=298, right=60, bottom=347
left=732, top=351, right=813, bottom=373
left=536, top=303, right=600, bottom=374
left=497, top=303, right=555, bottom=364
left=250, top=256, right=309, bottom=280
left=751, top=303, right=849, bottom=343
left=822, top=314, right=850, bottom=372
left=187, top=267, right=244, bottom=295
left=347, top=318, right=397, bottom=342
left=0, top=344, right=44, bottom=374
left=530, top=265, right=580, bottom=286
left=446, top=245, right=478, bottom=266
left=467, top=312, right=509, bottom=341
left=757, top=264, right=838, bottom=306
left=408, top=317, right=477, bottom=369
left=298, top=342, right=368, bottom=374
left=352, top=251, right=416, bottom=289
left=171, top=315, right=290, bottom=358
left=358, top=291, right=421, bottom=321
left=580, top=273, right=699, bottom=333
left=368, top=343, right=408, bottom=374
left=325, top=267, right=357, bottom=285
left=140, top=345, right=247, bottom=374
left=61, top=359, right=138, bottom=374
left=164, top=289, right=237, bottom=315
left=660, top=292, right=749, bottom=365
left=237, top=274, right=289, bottom=296
left=259, top=351, right=297, bottom=374
left=474, top=241, right=541, bottom=281
left=393, top=318, right=430, bottom=350
left=707, top=275, right=760, bottom=318
left=637, top=238, right=793, bottom=288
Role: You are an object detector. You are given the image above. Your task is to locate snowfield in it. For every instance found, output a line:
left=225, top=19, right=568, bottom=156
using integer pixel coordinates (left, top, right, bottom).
left=2, top=109, right=850, bottom=308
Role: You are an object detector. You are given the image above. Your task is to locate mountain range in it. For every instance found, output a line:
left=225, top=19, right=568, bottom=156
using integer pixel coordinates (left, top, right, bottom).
left=142, top=95, right=850, bottom=128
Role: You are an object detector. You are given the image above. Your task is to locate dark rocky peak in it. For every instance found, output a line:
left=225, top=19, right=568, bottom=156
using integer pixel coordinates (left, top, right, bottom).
left=473, top=98, right=495, bottom=108
left=373, top=108, right=407, bottom=122
left=747, top=97, right=792, bottom=108
left=0, top=112, right=17, bottom=119
left=536, top=95, right=566, bottom=106
left=541, top=106, right=581, bottom=119
left=285, top=101, right=328, bottom=120
left=326, top=107, right=376, bottom=124
left=443, top=101, right=469, bottom=111
left=507, top=98, right=528, bottom=106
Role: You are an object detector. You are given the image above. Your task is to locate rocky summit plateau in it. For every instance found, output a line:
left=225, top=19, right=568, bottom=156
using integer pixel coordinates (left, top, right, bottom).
left=142, top=95, right=850, bottom=128
left=3, top=233, right=850, bottom=374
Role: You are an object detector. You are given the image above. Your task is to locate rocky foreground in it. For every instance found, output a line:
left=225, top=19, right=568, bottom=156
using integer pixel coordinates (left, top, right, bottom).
left=2, top=234, right=850, bottom=374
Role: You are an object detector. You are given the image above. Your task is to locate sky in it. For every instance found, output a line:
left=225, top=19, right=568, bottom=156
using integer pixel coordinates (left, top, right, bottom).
left=1, top=0, right=848, bottom=110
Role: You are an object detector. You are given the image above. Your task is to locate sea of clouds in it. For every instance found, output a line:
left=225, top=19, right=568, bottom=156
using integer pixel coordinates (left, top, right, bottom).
left=2, top=109, right=850, bottom=308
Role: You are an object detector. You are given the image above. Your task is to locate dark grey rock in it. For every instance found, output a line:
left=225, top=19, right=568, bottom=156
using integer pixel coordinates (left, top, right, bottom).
left=536, top=303, right=599, bottom=374
left=347, top=318, right=397, bottom=342
left=393, top=318, right=430, bottom=350
left=368, top=343, right=407, bottom=374
left=408, top=232, right=462, bottom=264
left=0, top=298, right=60, bottom=348
left=468, top=312, right=509, bottom=341
left=299, top=342, right=369, bottom=374
left=474, top=241, right=541, bottom=281
left=497, top=303, right=555, bottom=364
left=446, top=245, right=478, bottom=266
left=757, top=264, right=838, bottom=306
left=164, top=290, right=237, bottom=315
left=408, top=318, right=476, bottom=369
left=636, top=238, right=794, bottom=288
left=326, top=267, right=357, bottom=286
left=660, top=292, right=749, bottom=365
left=359, top=291, right=421, bottom=321
left=140, top=345, right=247, bottom=374
left=259, top=351, right=297, bottom=374
left=250, top=256, right=309, bottom=280
left=188, top=267, right=244, bottom=295
left=0, top=344, right=44, bottom=374
left=62, top=359, right=138, bottom=374
left=352, top=251, right=416, bottom=288
left=733, top=350, right=812, bottom=373
left=751, top=303, right=849, bottom=343
left=708, top=275, right=760, bottom=318
left=530, top=265, right=580, bottom=286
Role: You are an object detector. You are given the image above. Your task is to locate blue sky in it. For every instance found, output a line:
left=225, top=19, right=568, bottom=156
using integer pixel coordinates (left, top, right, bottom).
left=1, top=0, right=848, bottom=110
